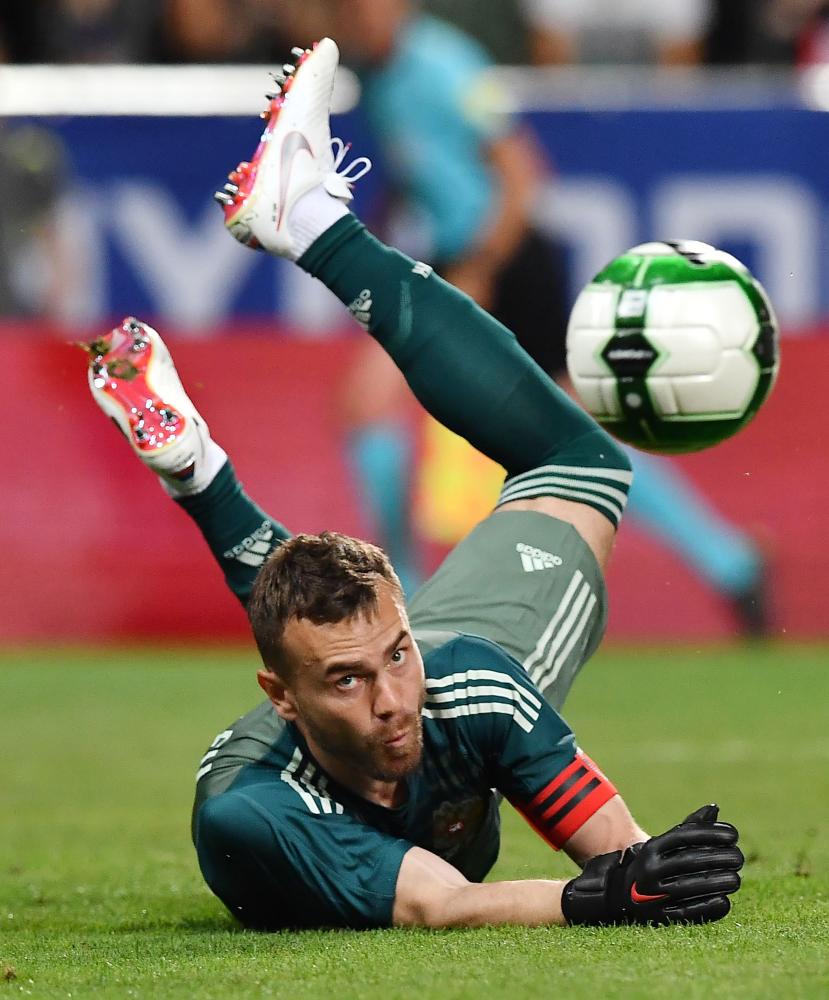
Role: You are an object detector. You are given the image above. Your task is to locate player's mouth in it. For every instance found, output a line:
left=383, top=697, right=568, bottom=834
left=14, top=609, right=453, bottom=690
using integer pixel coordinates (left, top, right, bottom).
left=383, top=728, right=410, bottom=748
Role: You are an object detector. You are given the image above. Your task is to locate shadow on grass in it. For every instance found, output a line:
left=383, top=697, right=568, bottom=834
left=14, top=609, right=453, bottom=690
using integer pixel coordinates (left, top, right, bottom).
left=112, top=914, right=240, bottom=934
left=113, top=915, right=409, bottom=941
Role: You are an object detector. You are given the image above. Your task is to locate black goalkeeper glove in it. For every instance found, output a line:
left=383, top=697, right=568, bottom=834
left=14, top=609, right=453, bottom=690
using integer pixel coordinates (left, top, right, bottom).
left=561, top=804, right=743, bottom=926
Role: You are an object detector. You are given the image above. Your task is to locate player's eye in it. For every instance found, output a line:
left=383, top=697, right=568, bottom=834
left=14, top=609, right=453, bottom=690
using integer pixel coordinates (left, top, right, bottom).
left=335, top=674, right=358, bottom=690
left=390, top=647, right=407, bottom=666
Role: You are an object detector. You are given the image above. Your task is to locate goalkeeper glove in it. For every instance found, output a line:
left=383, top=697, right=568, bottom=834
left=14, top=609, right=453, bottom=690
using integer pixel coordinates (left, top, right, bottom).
left=561, top=804, right=743, bottom=926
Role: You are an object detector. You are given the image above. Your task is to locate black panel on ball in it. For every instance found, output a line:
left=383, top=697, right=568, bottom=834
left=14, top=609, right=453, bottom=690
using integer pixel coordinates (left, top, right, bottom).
left=600, top=331, right=659, bottom=378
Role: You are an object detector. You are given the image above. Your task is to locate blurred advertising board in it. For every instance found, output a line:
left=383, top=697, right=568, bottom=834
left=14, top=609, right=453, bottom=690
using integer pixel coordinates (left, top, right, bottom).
left=0, top=329, right=826, bottom=643
left=4, top=69, right=828, bottom=332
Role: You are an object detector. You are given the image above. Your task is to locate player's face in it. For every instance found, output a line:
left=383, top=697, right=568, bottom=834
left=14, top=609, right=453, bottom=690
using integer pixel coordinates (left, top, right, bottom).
left=278, top=580, right=425, bottom=791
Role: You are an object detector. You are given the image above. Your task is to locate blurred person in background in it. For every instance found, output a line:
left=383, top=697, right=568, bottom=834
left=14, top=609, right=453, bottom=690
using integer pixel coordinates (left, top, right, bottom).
left=0, top=124, right=73, bottom=319
left=294, top=0, right=770, bottom=634
left=384, top=0, right=776, bottom=636
left=521, top=0, right=713, bottom=65
left=292, top=0, right=570, bottom=596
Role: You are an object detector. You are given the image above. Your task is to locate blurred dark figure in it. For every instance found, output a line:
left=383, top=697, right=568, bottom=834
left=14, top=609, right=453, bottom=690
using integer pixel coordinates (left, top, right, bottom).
left=159, top=0, right=293, bottom=63
left=0, top=0, right=297, bottom=64
left=0, top=6, right=40, bottom=62
left=706, top=0, right=825, bottom=64
left=421, top=0, right=534, bottom=63
left=32, top=0, right=161, bottom=63
left=0, top=124, right=70, bottom=317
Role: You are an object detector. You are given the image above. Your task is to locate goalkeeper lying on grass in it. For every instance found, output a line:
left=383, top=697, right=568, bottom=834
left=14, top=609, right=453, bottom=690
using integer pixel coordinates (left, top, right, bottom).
left=83, top=37, right=742, bottom=930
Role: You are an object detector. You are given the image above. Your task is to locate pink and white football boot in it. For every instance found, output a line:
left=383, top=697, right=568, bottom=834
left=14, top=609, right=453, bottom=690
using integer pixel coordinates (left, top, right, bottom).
left=84, top=317, right=219, bottom=493
left=215, top=37, right=370, bottom=260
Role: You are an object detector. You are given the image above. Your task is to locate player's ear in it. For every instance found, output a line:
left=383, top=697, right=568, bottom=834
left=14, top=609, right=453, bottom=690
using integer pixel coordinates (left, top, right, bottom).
left=257, top=668, right=298, bottom=720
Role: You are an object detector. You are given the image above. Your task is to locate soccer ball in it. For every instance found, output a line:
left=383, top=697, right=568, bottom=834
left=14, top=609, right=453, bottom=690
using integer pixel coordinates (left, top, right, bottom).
left=566, top=240, right=779, bottom=454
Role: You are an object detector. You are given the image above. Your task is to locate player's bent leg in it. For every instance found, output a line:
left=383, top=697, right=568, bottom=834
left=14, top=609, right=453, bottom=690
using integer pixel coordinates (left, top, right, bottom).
left=176, top=464, right=291, bottom=606
left=216, top=39, right=632, bottom=569
left=298, top=223, right=632, bottom=546
left=409, top=510, right=606, bottom=711
left=84, top=317, right=290, bottom=605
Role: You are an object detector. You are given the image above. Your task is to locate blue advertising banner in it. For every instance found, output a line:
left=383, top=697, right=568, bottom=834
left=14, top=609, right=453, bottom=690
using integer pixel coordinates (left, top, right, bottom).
left=23, top=97, right=829, bottom=332
left=526, top=105, right=827, bottom=330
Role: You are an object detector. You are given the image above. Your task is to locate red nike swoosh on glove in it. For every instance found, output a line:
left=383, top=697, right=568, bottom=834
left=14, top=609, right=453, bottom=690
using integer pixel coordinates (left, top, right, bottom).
left=630, top=882, right=669, bottom=904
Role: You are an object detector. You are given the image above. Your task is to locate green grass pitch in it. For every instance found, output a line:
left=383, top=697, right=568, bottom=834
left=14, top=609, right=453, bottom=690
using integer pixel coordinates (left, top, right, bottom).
left=2, top=643, right=828, bottom=999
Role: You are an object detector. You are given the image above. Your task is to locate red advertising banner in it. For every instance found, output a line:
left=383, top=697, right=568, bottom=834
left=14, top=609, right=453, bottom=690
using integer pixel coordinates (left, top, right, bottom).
left=0, top=327, right=825, bottom=643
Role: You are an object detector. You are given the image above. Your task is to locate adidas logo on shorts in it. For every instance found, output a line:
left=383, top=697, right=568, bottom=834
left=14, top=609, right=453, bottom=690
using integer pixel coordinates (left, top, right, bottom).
left=516, top=542, right=563, bottom=573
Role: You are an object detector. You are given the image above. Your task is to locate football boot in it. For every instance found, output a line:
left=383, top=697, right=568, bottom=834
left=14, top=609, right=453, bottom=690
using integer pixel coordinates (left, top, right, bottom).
left=84, top=316, right=210, bottom=485
left=215, top=37, right=370, bottom=258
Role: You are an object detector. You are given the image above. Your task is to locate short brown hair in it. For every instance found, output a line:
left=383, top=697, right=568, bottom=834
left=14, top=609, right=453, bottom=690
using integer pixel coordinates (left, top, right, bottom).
left=247, top=531, right=403, bottom=673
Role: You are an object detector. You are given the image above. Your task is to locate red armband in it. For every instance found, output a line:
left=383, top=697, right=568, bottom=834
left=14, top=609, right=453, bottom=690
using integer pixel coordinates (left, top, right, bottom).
left=509, top=750, right=617, bottom=850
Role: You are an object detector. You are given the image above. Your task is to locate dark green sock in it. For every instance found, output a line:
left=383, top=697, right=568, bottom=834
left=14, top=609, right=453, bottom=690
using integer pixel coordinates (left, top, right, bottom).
left=175, top=461, right=291, bottom=606
left=299, top=217, right=631, bottom=527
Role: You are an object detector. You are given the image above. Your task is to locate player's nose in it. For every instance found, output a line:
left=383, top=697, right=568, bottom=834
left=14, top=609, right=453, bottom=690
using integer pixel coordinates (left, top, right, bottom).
left=372, top=674, right=402, bottom=719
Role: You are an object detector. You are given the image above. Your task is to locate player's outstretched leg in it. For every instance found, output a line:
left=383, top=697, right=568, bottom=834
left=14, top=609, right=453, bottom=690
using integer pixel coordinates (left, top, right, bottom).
left=217, top=39, right=632, bottom=537
left=84, top=317, right=291, bottom=604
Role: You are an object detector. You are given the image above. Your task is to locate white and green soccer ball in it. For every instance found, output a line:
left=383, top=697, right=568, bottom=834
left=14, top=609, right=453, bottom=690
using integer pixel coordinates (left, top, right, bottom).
left=566, top=240, right=780, bottom=454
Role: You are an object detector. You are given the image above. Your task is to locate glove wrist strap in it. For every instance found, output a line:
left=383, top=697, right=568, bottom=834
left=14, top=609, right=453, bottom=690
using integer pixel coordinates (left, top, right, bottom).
left=561, top=851, right=622, bottom=926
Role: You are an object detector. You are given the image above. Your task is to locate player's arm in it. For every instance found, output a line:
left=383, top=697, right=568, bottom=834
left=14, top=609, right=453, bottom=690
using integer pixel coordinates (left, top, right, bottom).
left=463, top=638, right=741, bottom=926
left=198, top=775, right=571, bottom=930
left=393, top=802, right=743, bottom=929
left=560, top=793, right=647, bottom=865
left=423, top=33, right=544, bottom=308
left=393, top=844, right=567, bottom=927
left=196, top=787, right=413, bottom=930
left=443, top=128, right=543, bottom=309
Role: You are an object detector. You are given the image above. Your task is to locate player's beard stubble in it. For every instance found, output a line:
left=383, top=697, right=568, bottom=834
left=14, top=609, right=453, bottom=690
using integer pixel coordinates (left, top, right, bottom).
left=303, top=684, right=426, bottom=783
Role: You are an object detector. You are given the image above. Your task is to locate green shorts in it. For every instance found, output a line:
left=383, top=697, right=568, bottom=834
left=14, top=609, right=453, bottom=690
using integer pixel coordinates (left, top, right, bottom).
left=409, top=511, right=607, bottom=711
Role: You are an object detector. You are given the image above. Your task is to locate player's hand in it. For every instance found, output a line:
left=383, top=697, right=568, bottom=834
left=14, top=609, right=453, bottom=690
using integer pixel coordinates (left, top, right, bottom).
left=561, top=804, right=744, bottom=926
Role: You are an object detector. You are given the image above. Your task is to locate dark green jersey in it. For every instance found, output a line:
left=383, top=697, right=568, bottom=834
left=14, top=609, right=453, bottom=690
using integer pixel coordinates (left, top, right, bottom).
left=193, top=631, right=616, bottom=929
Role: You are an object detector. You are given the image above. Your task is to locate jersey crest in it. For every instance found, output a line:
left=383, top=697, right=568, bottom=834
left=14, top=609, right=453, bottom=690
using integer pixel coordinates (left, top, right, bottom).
left=432, top=796, right=487, bottom=851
